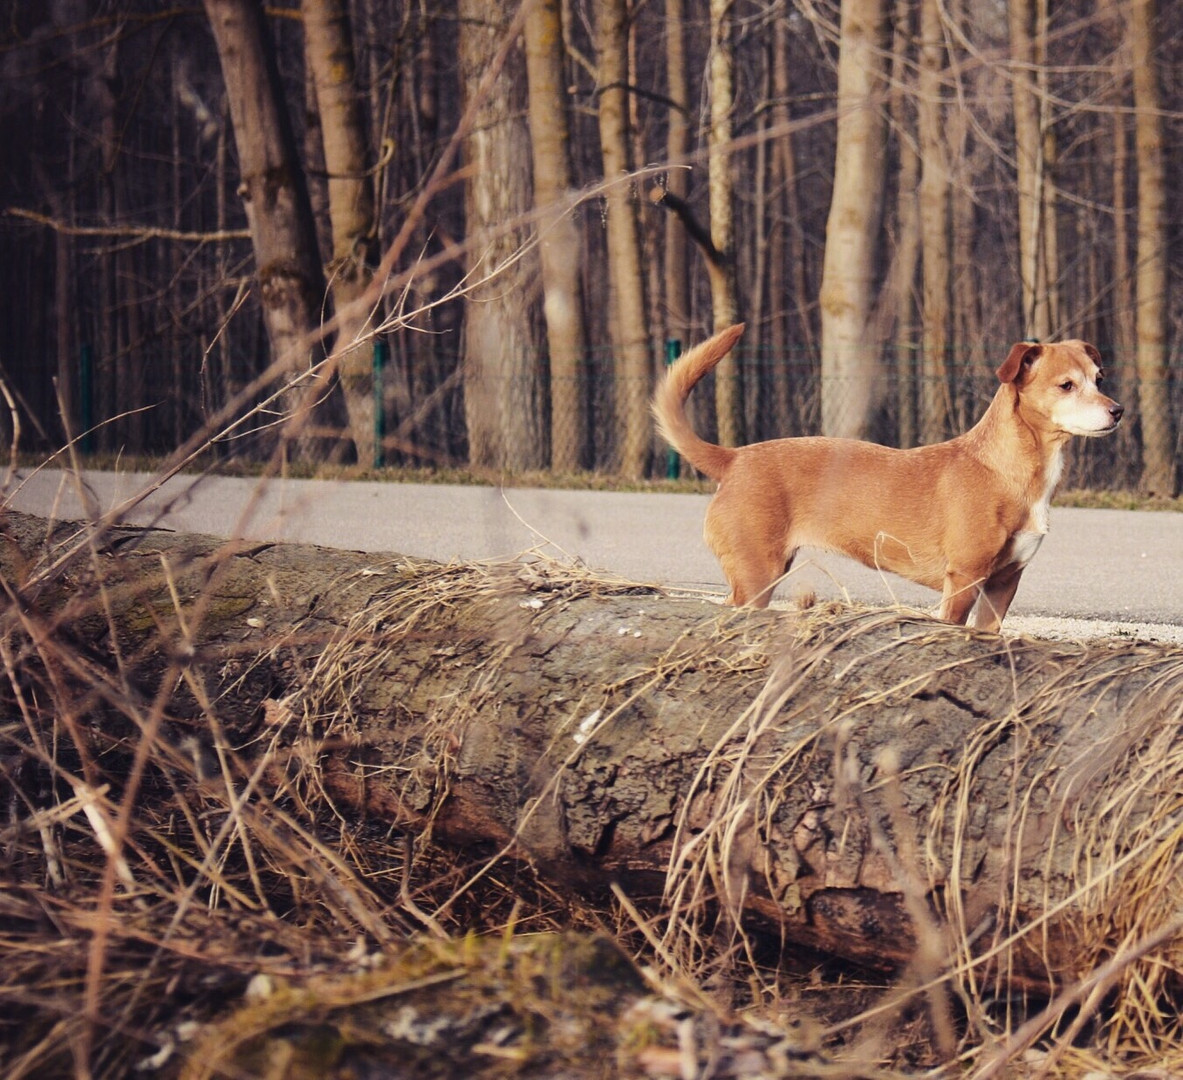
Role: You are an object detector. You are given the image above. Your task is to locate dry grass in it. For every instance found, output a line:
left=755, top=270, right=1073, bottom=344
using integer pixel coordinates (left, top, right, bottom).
left=4, top=478, right=1183, bottom=1079
left=648, top=605, right=1183, bottom=1078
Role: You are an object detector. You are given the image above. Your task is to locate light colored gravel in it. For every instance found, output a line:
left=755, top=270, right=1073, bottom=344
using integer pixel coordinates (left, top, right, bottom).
left=1003, top=615, right=1183, bottom=647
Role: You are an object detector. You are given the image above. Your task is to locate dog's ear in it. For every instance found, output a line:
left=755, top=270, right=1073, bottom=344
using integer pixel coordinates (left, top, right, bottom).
left=997, top=342, right=1041, bottom=384
left=1083, top=343, right=1103, bottom=367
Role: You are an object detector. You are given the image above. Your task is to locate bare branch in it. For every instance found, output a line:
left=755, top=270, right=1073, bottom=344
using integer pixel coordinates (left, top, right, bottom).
left=4, top=207, right=250, bottom=244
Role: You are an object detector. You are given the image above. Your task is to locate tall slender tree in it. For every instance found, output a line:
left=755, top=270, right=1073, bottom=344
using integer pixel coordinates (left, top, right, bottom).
left=459, top=0, right=546, bottom=471
left=525, top=0, right=588, bottom=473
left=597, top=0, right=651, bottom=478
left=768, top=4, right=810, bottom=436
left=1102, top=0, right=1137, bottom=481
left=708, top=0, right=742, bottom=446
left=917, top=0, right=951, bottom=443
left=203, top=0, right=343, bottom=457
left=1129, top=0, right=1177, bottom=495
left=1008, top=0, right=1057, bottom=340
left=302, top=0, right=378, bottom=463
left=885, top=0, right=919, bottom=449
left=663, top=0, right=692, bottom=350
left=819, top=0, right=888, bottom=439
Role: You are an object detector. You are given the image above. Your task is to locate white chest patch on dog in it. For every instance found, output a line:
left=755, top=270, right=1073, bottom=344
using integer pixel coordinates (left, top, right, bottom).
left=1009, top=447, right=1063, bottom=568
left=1010, top=529, right=1045, bottom=568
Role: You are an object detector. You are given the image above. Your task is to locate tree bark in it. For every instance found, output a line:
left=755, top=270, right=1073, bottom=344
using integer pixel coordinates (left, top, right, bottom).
left=769, top=6, right=812, bottom=437
left=1008, top=0, right=1057, bottom=341
left=708, top=0, right=742, bottom=447
left=917, top=0, right=951, bottom=445
left=661, top=0, right=694, bottom=469
left=202, top=0, right=344, bottom=459
left=886, top=0, right=919, bottom=449
left=459, top=0, right=546, bottom=472
left=1105, top=0, right=1138, bottom=486
left=1128, top=0, right=1178, bottom=496
left=819, top=0, right=888, bottom=440
left=597, top=0, right=651, bottom=479
left=6, top=509, right=1183, bottom=996
left=302, top=0, right=378, bottom=465
left=663, top=0, right=692, bottom=350
left=524, top=0, right=588, bottom=473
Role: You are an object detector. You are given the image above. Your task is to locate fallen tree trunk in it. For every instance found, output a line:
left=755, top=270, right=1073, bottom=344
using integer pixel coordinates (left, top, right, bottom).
left=4, top=508, right=1183, bottom=996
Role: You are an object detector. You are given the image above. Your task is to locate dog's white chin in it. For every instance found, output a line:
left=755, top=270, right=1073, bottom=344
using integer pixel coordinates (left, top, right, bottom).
left=1070, top=424, right=1119, bottom=438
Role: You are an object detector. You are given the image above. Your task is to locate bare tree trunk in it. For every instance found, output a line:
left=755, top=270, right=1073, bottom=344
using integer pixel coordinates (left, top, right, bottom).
left=1008, top=0, right=1056, bottom=340
left=459, top=0, right=546, bottom=472
left=662, top=0, right=694, bottom=469
left=887, top=0, right=919, bottom=449
left=525, top=0, right=588, bottom=473
left=597, top=0, right=651, bottom=478
left=708, top=0, right=742, bottom=447
left=202, top=0, right=342, bottom=459
left=116, top=184, right=145, bottom=452
left=96, top=34, right=119, bottom=454
left=819, top=0, right=888, bottom=439
left=769, top=6, right=810, bottom=436
left=1128, top=0, right=1178, bottom=496
left=751, top=52, right=771, bottom=441
left=1104, top=0, right=1137, bottom=485
left=303, top=0, right=378, bottom=464
left=663, top=0, right=692, bottom=350
left=946, top=9, right=981, bottom=431
left=917, top=0, right=951, bottom=444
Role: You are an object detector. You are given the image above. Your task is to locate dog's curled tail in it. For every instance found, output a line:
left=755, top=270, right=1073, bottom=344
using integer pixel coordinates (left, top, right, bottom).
left=652, top=323, right=746, bottom=481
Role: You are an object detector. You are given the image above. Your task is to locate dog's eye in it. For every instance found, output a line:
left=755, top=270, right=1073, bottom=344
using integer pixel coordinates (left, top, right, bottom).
left=1059, top=380, right=1075, bottom=391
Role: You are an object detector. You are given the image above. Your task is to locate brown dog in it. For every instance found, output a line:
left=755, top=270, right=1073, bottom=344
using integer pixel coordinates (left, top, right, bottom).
left=653, top=324, right=1124, bottom=629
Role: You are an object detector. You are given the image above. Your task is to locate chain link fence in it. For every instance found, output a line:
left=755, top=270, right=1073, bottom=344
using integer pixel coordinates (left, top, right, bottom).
left=43, top=338, right=1175, bottom=491
left=381, top=341, right=1175, bottom=490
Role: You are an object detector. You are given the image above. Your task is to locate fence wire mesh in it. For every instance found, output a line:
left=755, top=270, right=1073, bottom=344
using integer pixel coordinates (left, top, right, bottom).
left=42, top=338, right=1177, bottom=492
left=378, top=342, right=1174, bottom=490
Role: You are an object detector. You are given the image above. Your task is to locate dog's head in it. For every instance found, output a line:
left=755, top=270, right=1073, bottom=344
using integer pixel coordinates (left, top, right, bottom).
left=997, top=340, right=1124, bottom=437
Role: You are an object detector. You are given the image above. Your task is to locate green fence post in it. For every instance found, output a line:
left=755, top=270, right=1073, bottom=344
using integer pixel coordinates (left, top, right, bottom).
left=79, top=343, right=94, bottom=454
left=373, top=339, right=388, bottom=469
left=664, top=338, right=682, bottom=479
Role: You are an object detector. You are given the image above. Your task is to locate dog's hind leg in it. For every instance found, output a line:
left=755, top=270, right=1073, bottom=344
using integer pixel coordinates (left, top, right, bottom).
left=720, top=548, right=795, bottom=609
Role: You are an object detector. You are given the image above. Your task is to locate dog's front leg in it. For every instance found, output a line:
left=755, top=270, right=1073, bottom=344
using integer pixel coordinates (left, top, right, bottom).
left=969, top=564, right=1025, bottom=632
left=938, top=570, right=983, bottom=625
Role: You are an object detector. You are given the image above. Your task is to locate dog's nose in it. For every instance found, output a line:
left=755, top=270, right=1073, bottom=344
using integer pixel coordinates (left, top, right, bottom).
left=1111, top=403, right=1125, bottom=422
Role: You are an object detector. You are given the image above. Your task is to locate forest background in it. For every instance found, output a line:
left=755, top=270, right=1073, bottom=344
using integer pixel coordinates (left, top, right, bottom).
left=0, top=0, right=1179, bottom=495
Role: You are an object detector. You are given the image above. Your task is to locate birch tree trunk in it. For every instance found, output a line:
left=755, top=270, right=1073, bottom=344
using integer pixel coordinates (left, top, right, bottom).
left=203, top=0, right=344, bottom=460
left=525, top=0, right=588, bottom=473
left=597, top=0, right=651, bottom=479
left=917, top=0, right=951, bottom=444
left=1129, top=0, right=1178, bottom=496
left=459, top=0, right=546, bottom=471
left=819, top=0, right=888, bottom=440
left=302, top=0, right=378, bottom=464
left=709, top=0, right=742, bottom=447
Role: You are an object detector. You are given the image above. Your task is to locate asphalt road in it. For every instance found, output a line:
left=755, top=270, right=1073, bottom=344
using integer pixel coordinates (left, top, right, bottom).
left=5, top=468, right=1183, bottom=638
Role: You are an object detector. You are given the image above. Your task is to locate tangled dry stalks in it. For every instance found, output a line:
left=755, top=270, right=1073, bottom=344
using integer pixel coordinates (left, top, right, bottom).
left=3, top=498, right=1183, bottom=1079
